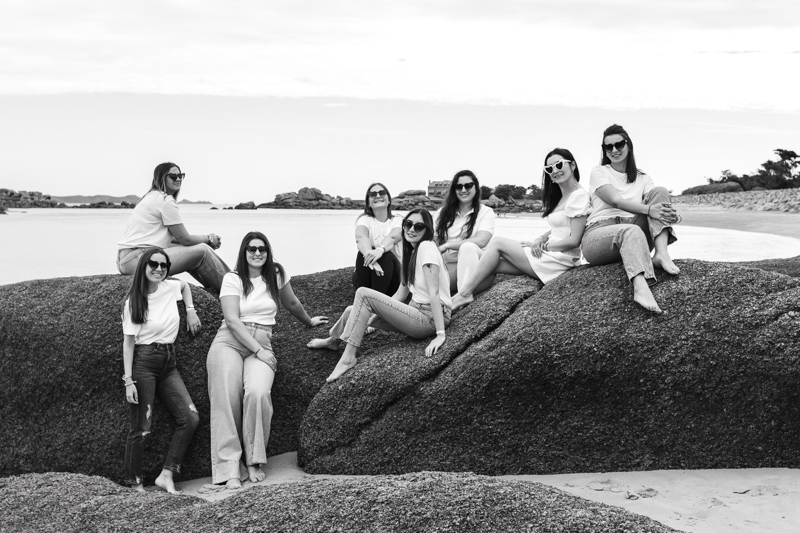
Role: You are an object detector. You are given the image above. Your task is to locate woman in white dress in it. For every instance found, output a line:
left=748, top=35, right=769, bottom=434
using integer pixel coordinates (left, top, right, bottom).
left=452, top=148, right=590, bottom=310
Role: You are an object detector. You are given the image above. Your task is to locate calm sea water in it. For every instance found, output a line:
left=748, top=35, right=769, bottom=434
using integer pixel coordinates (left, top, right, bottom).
left=1, top=205, right=799, bottom=287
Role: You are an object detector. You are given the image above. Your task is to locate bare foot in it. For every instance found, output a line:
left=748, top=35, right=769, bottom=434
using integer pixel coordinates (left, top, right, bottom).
left=226, top=478, right=242, bottom=490
left=130, top=483, right=145, bottom=493
left=451, top=293, right=474, bottom=311
left=307, top=337, right=339, bottom=351
left=247, top=465, right=266, bottom=483
left=632, top=281, right=663, bottom=314
left=155, top=471, right=182, bottom=495
left=653, top=253, right=680, bottom=275
left=326, top=357, right=357, bottom=383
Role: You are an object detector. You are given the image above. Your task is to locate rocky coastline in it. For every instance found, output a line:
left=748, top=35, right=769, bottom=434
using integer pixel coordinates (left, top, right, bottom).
left=0, top=188, right=134, bottom=210
left=673, top=188, right=800, bottom=213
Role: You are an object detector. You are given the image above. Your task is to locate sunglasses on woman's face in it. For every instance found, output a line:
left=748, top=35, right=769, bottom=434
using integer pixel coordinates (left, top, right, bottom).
left=602, top=140, right=628, bottom=153
left=368, top=189, right=387, bottom=199
left=455, top=182, right=475, bottom=192
left=146, top=260, right=169, bottom=271
left=166, top=172, right=186, bottom=181
left=543, top=160, right=572, bottom=175
left=246, top=246, right=268, bottom=255
left=403, top=221, right=427, bottom=232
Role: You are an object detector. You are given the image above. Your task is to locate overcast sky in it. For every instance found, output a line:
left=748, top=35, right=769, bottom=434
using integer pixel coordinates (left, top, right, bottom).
left=1, top=0, right=798, bottom=203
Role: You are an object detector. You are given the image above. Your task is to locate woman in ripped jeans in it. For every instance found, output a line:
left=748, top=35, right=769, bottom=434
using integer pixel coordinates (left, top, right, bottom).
left=308, top=208, right=452, bottom=382
left=121, top=247, right=201, bottom=494
left=580, top=124, right=680, bottom=313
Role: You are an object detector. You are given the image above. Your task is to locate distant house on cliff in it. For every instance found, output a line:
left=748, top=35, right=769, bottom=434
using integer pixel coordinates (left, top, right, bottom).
left=427, top=180, right=450, bottom=198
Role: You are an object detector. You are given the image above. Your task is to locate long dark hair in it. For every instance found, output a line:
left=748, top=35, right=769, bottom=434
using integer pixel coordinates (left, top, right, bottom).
left=401, top=209, right=436, bottom=288
left=361, top=182, right=393, bottom=219
left=123, top=247, right=171, bottom=325
left=435, top=170, right=482, bottom=245
left=600, top=124, right=642, bottom=184
left=144, top=162, right=182, bottom=202
left=541, top=148, right=581, bottom=218
left=234, top=231, right=285, bottom=309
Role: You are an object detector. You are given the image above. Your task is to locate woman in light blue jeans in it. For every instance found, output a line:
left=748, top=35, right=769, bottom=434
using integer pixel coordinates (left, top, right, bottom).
left=117, top=162, right=230, bottom=291
left=580, top=124, right=680, bottom=313
left=207, top=231, right=327, bottom=489
left=308, top=209, right=452, bottom=383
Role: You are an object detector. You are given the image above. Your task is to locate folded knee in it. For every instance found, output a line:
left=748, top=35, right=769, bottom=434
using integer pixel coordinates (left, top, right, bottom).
left=459, top=242, right=481, bottom=254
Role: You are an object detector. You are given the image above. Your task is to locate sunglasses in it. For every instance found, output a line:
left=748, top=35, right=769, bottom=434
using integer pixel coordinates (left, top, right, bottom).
left=403, top=221, right=428, bottom=232
left=246, top=245, right=268, bottom=254
left=166, top=172, right=186, bottom=181
left=368, top=190, right=387, bottom=199
left=146, top=260, right=169, bottom=271
left=455, top=182, right=475, bottom=192
left=602, top=140, right=628, bottom=153
left=543, top=160, right=572, bottom=176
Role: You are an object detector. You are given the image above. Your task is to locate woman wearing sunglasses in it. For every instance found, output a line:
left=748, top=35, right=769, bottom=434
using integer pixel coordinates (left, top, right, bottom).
left=452, top=148, right=590, bottom=310
left=121, top=247, right=201, bottom=494
left=352, top=183, right=403, bottom=296
left=434, top=170, right=496, bottom=294
left=580, top=124, right=680, bottom=313
left=207, top=231, right=328, bottom=489
left=117, top=162, right=230, bottom=291
left=308, top=209, right=452, bottom=383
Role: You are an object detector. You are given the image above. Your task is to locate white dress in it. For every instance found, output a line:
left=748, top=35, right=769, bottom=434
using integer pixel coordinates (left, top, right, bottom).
left=524, top=187, right=591, bottom=284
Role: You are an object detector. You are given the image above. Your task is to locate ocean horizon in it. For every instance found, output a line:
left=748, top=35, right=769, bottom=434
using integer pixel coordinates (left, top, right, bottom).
left=2, top=205, right=799, bottom=287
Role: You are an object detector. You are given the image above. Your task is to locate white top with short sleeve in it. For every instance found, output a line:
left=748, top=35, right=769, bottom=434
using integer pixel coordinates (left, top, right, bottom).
left=586, top=165, right=655, bottom=225
left=118, top=190, right=184, bottom=250
left=436, top=203, right=496, bottom=242
left=122, top=280, right=183, bottom=345
left=408, top=241, right=452, bottom=308
left=355, top=214, right=403, bottom=259
left=219, top=270, right=290, bottom=326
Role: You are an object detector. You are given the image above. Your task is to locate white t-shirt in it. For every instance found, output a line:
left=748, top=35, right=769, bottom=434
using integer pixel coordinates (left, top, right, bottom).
left=355, top=214, right=403, bottom=259
left=586, top=165, right=655, bottom=225
left=408, top=241, right=452, bottom=309
left=118, top=190, right=183, bottom=250
left=219, top=270, right=290, bottom=326
left=436, top=204, right=496, bottom=243
left=122, top=280, right=183, bottom=345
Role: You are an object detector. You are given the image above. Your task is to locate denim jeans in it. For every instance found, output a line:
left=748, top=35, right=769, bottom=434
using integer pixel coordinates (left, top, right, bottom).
left=352, top=250, right=401, bottom=296
left=329, top=287, right=452, bottom=348
left=580, top=186, right=678, bottom=283
left=117, top=242, right=230, bottom=291
left=207, top=323, right=278, bottom=484
left=124, top=344, right=199, bottom=486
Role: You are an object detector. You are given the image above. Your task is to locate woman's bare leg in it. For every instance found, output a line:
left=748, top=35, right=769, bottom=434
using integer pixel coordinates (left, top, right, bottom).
left=652, top=229, right=680, bottom=275
left=632, top=273, right=662, bottom=313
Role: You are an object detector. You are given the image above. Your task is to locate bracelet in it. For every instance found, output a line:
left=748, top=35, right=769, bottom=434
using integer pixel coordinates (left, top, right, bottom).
left=254, top=347, right=262, bottom=357
left=124, top=381, right=136, bottom=387
left=647, top=205, right=652, bottom=217
left=376, top=245, right=385, bottom=253
left=436, top=330, right=445, bottom=335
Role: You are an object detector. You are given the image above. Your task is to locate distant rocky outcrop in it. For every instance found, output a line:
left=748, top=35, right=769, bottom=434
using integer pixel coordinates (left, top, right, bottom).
left=0, top=471, right=679, bottom=533
left=234, top=201, right=257, bottom=210
left=673, top=189, right=800, bottom=213
left=2, top=257, right=799, bottom=483
left=0, top=188, right=64, bottom=209
left=298, top=258, right=800, bottom=475
left=258, top=187, right=362, bottom=210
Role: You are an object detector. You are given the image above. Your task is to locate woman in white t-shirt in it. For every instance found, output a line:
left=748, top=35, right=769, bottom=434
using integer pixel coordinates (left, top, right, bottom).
left=207, top=231, right=328, bottom=489
left=434, top=170, right=496, bottom=294
left=121, top=247, right=201, bottom=494
left=580, top=124, right=680, bottom=313
left=353, top=183, right=403, bottom=296
left=117, top=162, right=230, bottom=291
left=308, top=209, right=452, bottom=383
left=452, top=148, right=591, bottom=310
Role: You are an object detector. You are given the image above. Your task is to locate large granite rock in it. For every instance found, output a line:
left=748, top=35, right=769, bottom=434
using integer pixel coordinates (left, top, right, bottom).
left=0, top=270, right=354, bottom=484
left=298, top=259, right=800, bottom=475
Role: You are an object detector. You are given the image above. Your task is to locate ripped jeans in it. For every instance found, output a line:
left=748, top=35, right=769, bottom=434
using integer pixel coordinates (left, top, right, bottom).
left=124, top=343, right=199, bottom=486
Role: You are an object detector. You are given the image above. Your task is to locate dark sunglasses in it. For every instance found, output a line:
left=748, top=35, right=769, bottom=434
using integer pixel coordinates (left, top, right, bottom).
left=403, top=221, right=428, bottom=232
left=455, top=182, right=475, bottom=192
left=602, top=140, right=628, bottom=153
left=368, top=189, right=388, bottom=199
left=146, top=260, right=169, bottom=271
left=543, top=160, right=572, bottom=176
left=166, top=172, right=186, bottom=181
left=246, top=246, right=268, bottom=254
